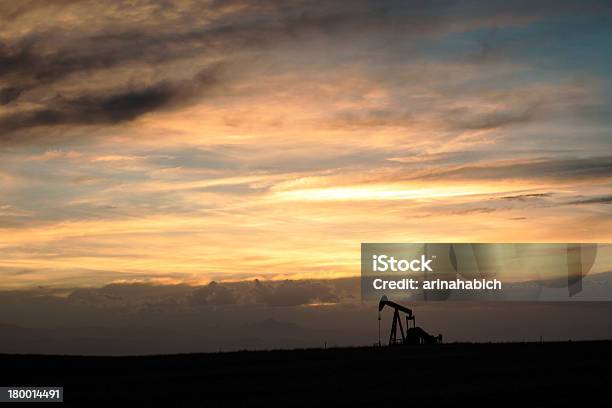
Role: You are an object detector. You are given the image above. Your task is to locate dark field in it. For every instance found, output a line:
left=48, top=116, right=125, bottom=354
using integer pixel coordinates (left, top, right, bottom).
left=1, top=341, right=611, bottom=406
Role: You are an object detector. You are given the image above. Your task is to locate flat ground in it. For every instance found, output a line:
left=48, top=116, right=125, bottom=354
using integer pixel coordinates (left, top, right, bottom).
left=1, top=341, right=611, bottom=405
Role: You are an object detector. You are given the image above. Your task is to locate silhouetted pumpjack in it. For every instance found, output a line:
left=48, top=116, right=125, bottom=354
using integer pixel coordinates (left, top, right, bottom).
left=378, top=296, right=442, bottom=345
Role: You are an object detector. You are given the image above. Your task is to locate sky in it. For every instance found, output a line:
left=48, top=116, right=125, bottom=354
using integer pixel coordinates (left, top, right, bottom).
left=1, top=0, right=611, bottom=353
left=1, top=0, right=611, bottom=291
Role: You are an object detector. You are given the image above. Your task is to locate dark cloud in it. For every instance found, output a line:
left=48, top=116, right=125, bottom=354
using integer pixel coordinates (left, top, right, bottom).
left=567, top=195, right=612, bottom=205
left=436, top=193, right=555, bottom=216
left=2, top=0, right=608, bottom=143
left=2, top=277, right=612, bottom=354
left=412, top=156, right=612, bottom=182
left=445, top=104, right=540, bottom=131
left=191, top=282, right=237, bottom=306
left=499, top=193, right=551, bottom=201
left=341, top=107, right=534, bottom=133
left=0, top=86, right=23, bottom=105
left=68, top=282, right=194, bottom=308
left=35, top=279, right=346, bottom=311
left=0, top=23, right=239, bottom=102
left=253, top=279, right=339, bottom=306
left=331, top=99, right=548, bottom=133
left=0, top=67, right=221, bottom=138
left=452, top=207, right=497, bottom=215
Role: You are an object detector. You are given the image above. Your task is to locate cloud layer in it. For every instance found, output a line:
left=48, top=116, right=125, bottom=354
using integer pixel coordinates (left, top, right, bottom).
left=2, top=278, right=612, bottom=354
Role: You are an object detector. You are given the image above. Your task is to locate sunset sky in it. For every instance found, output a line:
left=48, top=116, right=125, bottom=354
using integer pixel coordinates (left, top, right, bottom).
left=1, top=0, right=611, bottom=289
